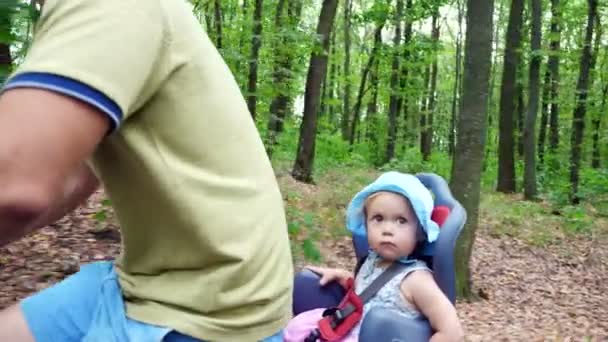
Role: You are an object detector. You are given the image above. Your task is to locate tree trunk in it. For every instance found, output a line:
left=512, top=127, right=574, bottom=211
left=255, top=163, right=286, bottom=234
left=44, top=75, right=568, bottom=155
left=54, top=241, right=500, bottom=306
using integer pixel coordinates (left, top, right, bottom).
left=516, top=74, right=525, bottom=158
left=486, top=0, right=506, bottom=133
left=321, top=31, right=337, bottom=120
left=292, top=0, right=339, bottom=183
left=0, top=43, right=10, bottom=83
left=266, top=0, right=303, bottom=157
left=322, top=29, right=339, bottom=120
left=265, top=0, right=287, bottom=158
left=421, top=10, right=440, bottom=161
left=246, top=0, right=264, bottom=120
left=591, top=84, right=607, bottom=168
left=523, top=0, right=542, bottom=201
left=588, top=15, right=602, bottom=168
left=548, top=0, right=561, bottom=152
left=450, top=0, right=464, bottom=157
left=0, top=4, right=12, bottom=84
left=569, top=0, right=598, bottom=204
left=400, top=0, right=414, bottom=152
left=203, top=1, right=214, bottom=36
left=238, top=0, right=249, bottom=74
left=419, top=64, right=431, bottom=146
left=214, top=0, right=223, bottom=49
left=350, top=21, right=385, bottom=146
left=366, top=59, right=380, bottom=142
left=328, top=31, right=339, bottom=128
left=451, top=0, right=495, bottom=300
left=496, top=0, right=524, bottom=193
left=341, top=0, right=353, bottom=141
left=538, top=67, right=551, bottom=165
left=367, top=59, right=381, bottom=164
left=385, top=0, right=404, bottom=163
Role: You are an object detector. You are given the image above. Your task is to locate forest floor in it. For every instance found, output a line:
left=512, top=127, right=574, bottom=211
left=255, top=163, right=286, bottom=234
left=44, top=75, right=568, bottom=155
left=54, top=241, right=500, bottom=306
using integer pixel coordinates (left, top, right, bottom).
left=0, top=166, right=606, bottom=341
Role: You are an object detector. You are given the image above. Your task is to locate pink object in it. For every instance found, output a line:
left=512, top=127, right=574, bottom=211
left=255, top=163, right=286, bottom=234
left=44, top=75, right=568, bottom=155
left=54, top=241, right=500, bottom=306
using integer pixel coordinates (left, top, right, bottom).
left=283, top=308, right=359, bottom=342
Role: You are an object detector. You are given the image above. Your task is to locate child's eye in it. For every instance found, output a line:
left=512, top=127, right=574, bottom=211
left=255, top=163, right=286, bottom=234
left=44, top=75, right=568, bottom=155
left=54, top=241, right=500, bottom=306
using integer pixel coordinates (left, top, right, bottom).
left=371, top=215, right=383, bottom=222
left=397, top=217, right=408, bottom=224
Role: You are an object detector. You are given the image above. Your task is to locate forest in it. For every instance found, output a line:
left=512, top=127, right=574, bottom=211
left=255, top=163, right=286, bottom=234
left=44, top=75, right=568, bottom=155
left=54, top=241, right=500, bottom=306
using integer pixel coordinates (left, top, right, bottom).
left=0, top=0, right=607, bottom=339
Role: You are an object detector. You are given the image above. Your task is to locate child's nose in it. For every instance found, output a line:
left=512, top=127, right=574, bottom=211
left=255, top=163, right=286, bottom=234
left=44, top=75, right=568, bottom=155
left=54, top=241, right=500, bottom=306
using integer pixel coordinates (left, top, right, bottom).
left=381, top=223, right=395, bottom=235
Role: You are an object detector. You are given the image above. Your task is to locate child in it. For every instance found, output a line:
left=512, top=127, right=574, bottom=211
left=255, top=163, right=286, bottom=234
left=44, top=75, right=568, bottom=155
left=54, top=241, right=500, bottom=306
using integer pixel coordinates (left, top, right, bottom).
left=283, top=171, right=464, bottom=341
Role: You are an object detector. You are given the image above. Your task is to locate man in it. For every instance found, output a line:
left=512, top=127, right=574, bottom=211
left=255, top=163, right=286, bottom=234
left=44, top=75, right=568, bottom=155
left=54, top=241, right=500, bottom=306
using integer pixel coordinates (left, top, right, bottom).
left=0, top=0, right=293, bottom=341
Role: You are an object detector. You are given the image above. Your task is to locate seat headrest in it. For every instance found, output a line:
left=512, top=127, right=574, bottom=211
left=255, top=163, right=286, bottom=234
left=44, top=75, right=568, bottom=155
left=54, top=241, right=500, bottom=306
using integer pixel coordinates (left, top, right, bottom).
left=431, top=206, right=450, bottom=227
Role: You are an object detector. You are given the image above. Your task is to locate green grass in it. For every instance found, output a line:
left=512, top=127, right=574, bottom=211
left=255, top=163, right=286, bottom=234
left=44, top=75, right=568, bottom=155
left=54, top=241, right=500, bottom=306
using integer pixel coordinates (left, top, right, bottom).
left=480, top=191, right=605, bottom=247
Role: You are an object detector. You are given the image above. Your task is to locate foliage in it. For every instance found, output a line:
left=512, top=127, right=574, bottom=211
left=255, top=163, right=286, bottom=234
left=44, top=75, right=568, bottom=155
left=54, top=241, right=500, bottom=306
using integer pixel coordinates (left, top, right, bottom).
left=0, top=0, right=38, bottom=82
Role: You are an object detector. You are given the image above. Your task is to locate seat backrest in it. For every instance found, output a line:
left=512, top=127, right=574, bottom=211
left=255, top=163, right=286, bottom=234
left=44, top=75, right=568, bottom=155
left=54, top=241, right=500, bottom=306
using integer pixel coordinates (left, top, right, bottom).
left=351, top=173, right=467, bottom=304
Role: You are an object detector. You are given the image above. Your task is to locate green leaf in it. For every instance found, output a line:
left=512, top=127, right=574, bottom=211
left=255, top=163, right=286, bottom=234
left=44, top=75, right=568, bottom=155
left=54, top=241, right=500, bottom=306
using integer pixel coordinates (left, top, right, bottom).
left=302, top=238, right=321, bottom=262
left=303, top=212, right=314, bottom=227
left=288, top=222, right=301, bottom=235
left=94, top=211, right=107, bottom=222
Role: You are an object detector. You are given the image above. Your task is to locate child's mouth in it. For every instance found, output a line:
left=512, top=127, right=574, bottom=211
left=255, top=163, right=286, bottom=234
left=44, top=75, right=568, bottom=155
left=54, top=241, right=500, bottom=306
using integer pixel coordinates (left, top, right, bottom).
left=379, top=242, right=396, bottom=249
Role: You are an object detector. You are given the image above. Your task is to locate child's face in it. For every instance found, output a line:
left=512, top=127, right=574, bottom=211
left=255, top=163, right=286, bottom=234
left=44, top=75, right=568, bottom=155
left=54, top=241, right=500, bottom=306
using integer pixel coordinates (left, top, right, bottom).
left=365, top=192, right=419, bottom=262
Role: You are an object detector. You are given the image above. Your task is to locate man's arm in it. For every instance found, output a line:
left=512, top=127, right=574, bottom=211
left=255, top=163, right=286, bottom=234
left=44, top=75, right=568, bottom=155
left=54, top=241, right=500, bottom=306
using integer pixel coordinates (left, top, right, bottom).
left=0, top=88, right=109, bottom=247
left=29, top=163, right=99, bottom=233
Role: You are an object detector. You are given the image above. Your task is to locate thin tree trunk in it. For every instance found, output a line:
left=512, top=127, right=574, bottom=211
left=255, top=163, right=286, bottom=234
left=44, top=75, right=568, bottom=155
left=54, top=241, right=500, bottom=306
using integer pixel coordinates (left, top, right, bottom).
left=320, top=74, right=329, bottom=118
left=266, top=0, right=288, bottom=158
left=569, top=0, right=598, bottom=204
left=451, top=0, right=495, bottom=300
left=487, top=0, right=506, bottom=120
left=400, top=0, right=414, bottom=152
left=321, top=31, right=335, bottom=119
left=366, top=59, right=381, bottom=165
left=292, top=0, right=339, bottom=183
left=0, top=2, right=12, bottom=83
left=538, top=67, right=551, bottom=165
left=203, top=1, right=214, bottom=35
left=450, top=0, right=464, bottom=157
left=341, top=0, right=353, bottom=141
left=548, top=0, right=561, bottom=152
left=322, top=26, right=342, bottom=121
left=366, top=59, right=380, bottom=142
left=523, top=0, right=543, bottom=200
left=214, top=0, right=223, bottom=49
left=385, top=0, right=404, bottom=163
left=588, top=15, right=602, bottom=168
left=421, top=10, right=439, bottom=161
left=266, top=0, right=302, bottom=157
left=591, top=83, right=607, bottom=168
left=517, top=75, right=525, bottom=158
left=350, top=21, right=385, bottom=146
left=420, top=64, right=431, bottom=128
left=247, top=0, right=264, bottom=120
left=328, top=31, right=339, bottom=128
left=496, top=0, right=524, bottom=193
left=238, top=0, right=249, bottom=68
left=225, top=0, right=238, bottom=22
left=0, top=43, right=10, bottom=83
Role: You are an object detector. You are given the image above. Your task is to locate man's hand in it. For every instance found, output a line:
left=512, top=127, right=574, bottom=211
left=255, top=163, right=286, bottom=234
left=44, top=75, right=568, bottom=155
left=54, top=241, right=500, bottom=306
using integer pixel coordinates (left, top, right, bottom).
left=305, top=265, right=354, bottom=288
left=0, top=87, right=109, bottom=246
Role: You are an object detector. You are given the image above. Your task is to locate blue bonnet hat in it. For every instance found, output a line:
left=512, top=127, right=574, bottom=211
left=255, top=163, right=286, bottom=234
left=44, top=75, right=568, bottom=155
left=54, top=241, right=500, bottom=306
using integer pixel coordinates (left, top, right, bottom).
left=345, top=171, right=440, bottom=247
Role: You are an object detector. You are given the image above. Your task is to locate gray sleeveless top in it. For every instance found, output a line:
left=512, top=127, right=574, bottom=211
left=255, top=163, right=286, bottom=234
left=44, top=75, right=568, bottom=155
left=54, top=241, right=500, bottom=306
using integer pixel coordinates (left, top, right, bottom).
left=353, top=251, right=431, bottom=329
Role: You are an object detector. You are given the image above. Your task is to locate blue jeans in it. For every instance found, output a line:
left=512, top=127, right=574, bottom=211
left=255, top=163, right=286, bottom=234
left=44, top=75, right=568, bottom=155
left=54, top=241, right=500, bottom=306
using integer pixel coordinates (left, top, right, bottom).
left=20, top=261, right=283, bottom=342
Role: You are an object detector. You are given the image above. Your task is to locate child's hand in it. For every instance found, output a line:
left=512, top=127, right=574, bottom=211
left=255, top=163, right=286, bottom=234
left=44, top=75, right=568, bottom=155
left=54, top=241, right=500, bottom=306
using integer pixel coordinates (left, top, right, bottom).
left=305, top=265, right=354, bottom=288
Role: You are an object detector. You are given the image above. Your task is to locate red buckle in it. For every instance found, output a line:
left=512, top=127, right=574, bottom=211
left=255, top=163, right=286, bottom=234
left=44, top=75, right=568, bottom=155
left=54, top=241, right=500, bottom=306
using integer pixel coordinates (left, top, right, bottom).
left=316, top=280, right=363, bottom=341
